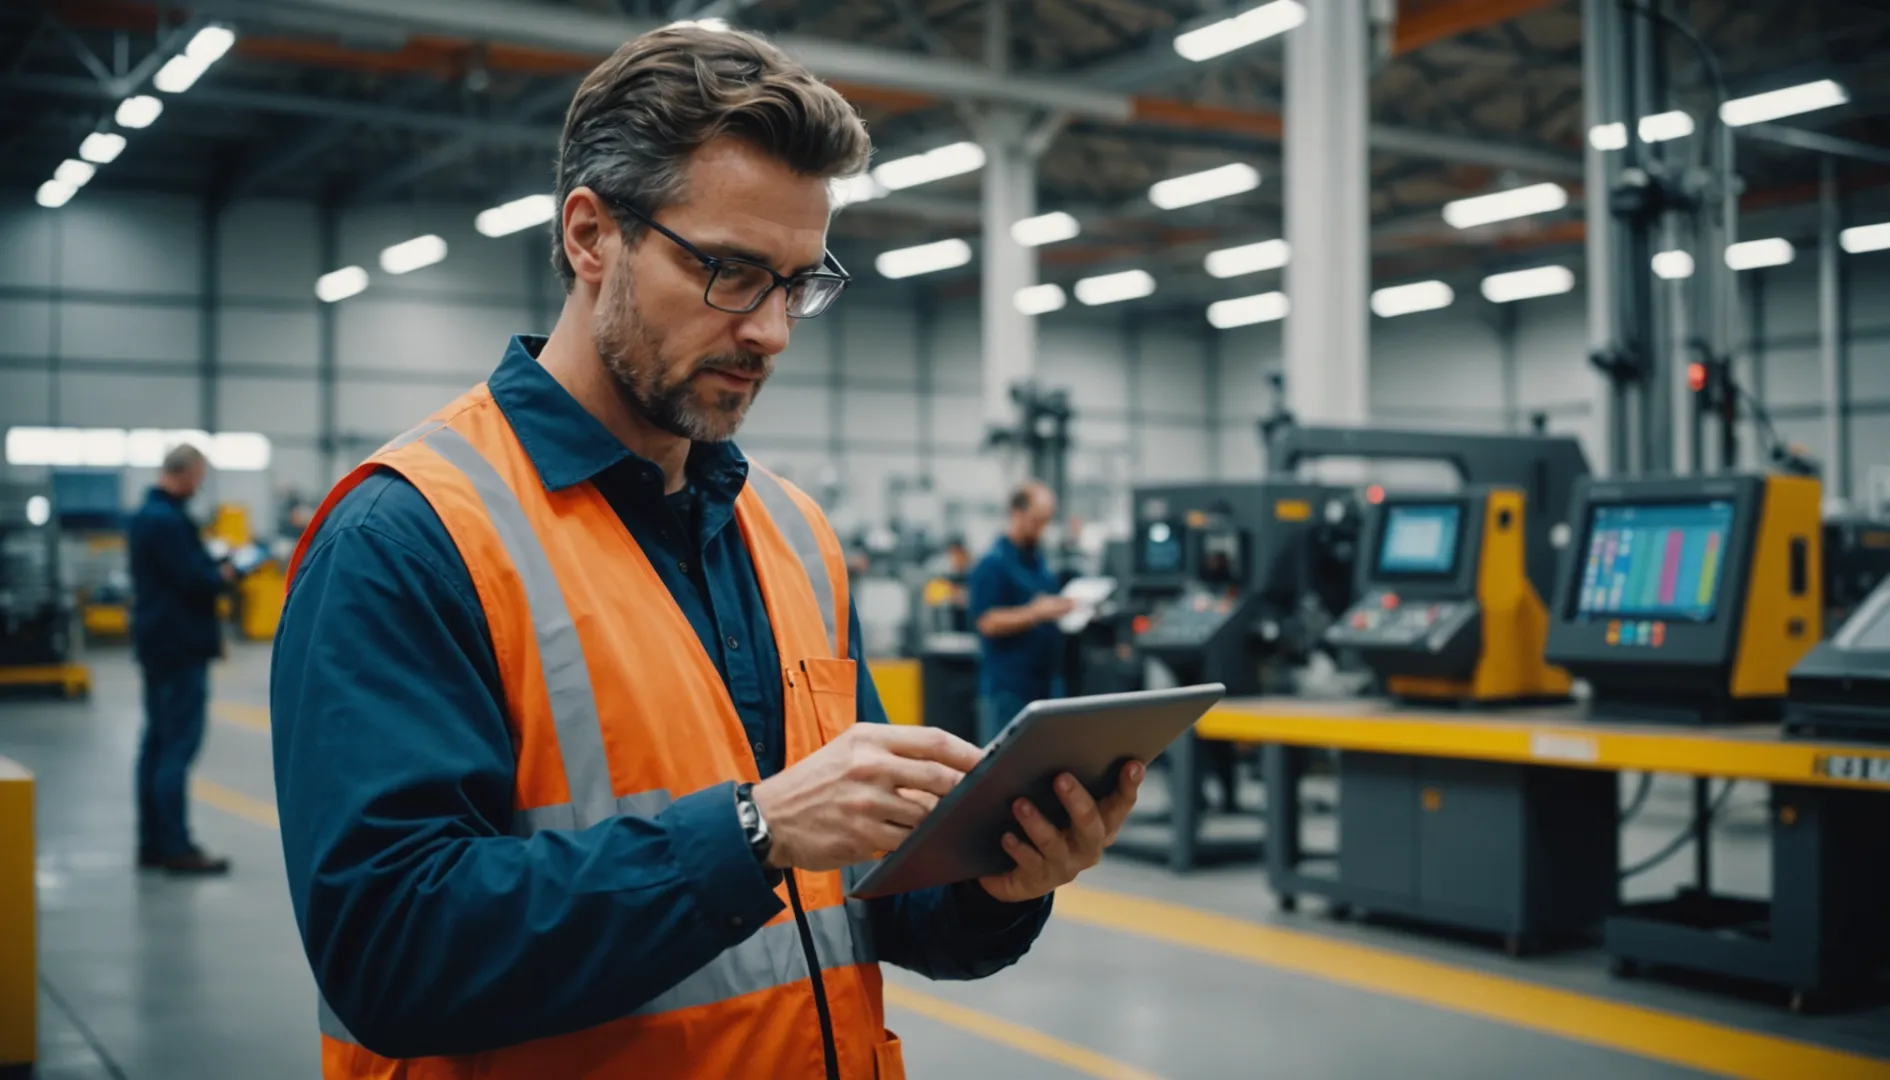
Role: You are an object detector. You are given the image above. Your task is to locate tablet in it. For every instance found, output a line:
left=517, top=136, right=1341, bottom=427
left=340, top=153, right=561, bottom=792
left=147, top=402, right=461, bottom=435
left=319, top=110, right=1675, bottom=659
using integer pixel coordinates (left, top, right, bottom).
left=845, top=683, right=1224, bottom=900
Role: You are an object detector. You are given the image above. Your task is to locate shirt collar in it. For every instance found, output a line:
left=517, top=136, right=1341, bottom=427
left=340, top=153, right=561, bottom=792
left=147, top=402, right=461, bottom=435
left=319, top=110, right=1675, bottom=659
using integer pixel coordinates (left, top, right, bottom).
left=487, top=335, right=749, bottom=504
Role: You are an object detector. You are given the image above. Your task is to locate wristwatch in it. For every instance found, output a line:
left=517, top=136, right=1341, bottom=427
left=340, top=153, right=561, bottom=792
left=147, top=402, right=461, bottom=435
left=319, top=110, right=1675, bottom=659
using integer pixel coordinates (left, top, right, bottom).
left=735, top=783, right=781, bottom=881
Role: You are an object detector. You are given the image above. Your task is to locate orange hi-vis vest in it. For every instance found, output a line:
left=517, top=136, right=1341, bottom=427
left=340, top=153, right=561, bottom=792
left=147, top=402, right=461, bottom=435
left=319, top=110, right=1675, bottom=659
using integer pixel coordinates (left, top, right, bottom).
left=287, top=384, right=904, bottom=1080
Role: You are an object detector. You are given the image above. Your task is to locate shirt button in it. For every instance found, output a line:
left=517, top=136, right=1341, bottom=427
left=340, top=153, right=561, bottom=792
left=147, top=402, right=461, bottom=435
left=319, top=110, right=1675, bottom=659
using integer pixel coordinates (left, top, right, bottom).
left=753, top=741, right=766, bottom=756
left=677, top=560, right=690, bottom=574
left=726, top=636, right=740, bottom=650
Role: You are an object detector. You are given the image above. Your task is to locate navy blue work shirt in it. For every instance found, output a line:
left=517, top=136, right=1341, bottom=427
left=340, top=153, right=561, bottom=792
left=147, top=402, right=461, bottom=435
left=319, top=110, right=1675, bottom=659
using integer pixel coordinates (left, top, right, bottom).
left=967, top=535, right=1065, bottom=702
left=127, top=486, right=225, bottom=673
left=270, top=336, right=1052, bottom=1059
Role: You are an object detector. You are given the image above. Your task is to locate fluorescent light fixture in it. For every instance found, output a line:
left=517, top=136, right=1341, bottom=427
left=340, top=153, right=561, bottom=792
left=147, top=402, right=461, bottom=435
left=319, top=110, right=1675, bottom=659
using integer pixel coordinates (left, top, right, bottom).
left=1371, top=280, right=1454, bottom=318
left=79, top=132, right=126, bottom=164
left=126, top=429, right=169, bottom=467
left=872, top=142, right=985, bottom=191
left=380, top=234, right=447, bottom=275
left=875, top=238, right=972, bottom=279
left=1725, top=237, right=1794, bottom=271
left=315, top=266, right=370, bottom=303
left=1207, top=291, right=1289, bottom=329
left=1205, top=238, right=1290, bottom=278
left=1480, top=265, right=1575, bottom=304
left=1013, top=283, right=1067, bottom=316
left=1652, top=250, right=1695, bottom=279
left=54, top=159, right=95, bottom=187
left=1840, top=222, right=1890, bottom=254
left=476, top=193, right=556, bottom=238
left=2, top=426, right=123, bottom=467
left=1721, top=79, right=1847, bottom=127
left=186, top=25, right=237, bottom=63
left=1443, top=182, right=1568, bottom=229
left=1588, top=123, right=1628, bottom=151
left=1639, top=110, right=1694, bottom=143
left=1011, top=211, right=1080, bottom=247
left=153, top=53, right=210, bottom=93
left=1174, top=0, right=1307, bottom=62
left=115, top=95, right=163, bottom=129
left=36, top=180, right=75, bottom=208
left=1149, top=163, right=1260, bottom=210
left=25, top=495, right=50, bottom=527
left=211, top=432, right=272, bottom=472
left=1074, top=269, right=1156, bottom=306
left=831, top=174, right=888, bottom=209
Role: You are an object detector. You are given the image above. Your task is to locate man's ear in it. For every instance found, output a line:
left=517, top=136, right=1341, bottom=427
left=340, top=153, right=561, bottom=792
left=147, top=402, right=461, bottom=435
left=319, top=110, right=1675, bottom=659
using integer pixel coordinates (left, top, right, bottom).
left=562, top=187, right=617, bottom=287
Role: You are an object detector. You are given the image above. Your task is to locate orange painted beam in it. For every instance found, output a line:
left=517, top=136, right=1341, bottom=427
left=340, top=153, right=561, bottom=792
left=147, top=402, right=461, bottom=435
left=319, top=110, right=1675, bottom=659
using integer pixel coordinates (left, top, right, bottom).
left=1393, top=0, right=1568, bottom=56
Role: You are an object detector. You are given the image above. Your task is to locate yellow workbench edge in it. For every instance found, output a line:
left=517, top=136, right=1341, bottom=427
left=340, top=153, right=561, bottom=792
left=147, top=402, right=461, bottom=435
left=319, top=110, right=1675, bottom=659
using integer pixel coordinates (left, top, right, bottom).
left=0, top=756, right=34, bottom=1067
left=1197, top=700, right=1890, bottom=792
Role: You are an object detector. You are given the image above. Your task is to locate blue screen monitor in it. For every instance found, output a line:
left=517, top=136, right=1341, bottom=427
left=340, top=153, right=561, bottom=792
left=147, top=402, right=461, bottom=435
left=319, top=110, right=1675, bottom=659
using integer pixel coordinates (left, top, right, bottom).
left=1376, top=504, right=1462, bottom=576
left=1572, top=500, right=1736, bottom=623
left=1139, top=520, right=1183, bottom=575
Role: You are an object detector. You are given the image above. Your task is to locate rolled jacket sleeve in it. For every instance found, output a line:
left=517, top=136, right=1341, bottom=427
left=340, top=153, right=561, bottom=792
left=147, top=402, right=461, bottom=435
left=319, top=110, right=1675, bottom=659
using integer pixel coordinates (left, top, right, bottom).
left=271, top=475, right=785, bottom=1059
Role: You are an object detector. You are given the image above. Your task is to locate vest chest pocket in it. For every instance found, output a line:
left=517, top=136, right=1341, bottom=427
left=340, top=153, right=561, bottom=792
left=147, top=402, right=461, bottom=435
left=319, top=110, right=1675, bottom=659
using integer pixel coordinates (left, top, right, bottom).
left=798, top=657, right=858, bottom=744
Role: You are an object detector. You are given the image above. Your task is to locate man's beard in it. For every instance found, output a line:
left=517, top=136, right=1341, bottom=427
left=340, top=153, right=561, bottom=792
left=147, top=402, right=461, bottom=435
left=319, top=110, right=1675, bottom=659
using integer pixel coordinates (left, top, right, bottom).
left=592, top=264, right=770, bottom=443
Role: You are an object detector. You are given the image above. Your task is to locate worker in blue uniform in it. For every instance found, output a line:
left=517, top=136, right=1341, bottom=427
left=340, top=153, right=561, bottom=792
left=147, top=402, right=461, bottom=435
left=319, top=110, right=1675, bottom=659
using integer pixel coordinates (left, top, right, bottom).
left=127, top=442, right=234, bottom=875
left=968, top=480, right=1074, bottom=745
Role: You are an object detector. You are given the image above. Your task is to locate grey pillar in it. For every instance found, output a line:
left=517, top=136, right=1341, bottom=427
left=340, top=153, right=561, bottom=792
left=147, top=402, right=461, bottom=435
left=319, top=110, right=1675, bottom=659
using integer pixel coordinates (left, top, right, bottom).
left=979, top=108, right=1039, bottom=431
left=1583, top=0, right=1625, bottom=475
left=1284, top=0, right=1369, bottom=425
left=317, top=201, right=340, bottom=483
left=1820, top=157, right=1848, bottom=501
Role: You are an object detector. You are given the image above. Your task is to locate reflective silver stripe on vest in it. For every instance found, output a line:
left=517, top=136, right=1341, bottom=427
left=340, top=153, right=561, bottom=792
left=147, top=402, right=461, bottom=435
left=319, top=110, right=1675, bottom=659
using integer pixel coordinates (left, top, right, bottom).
left=382, top=417, right=447, bottom=455
left=745, top=468, right=838, bottom=656
left=426, top=427, right=617, bottom=829
left=514, top=788, right=673, bottom=836
left=318, top=994, right=357, bottom=1043
left=633, top=902, right=873, bottom=1017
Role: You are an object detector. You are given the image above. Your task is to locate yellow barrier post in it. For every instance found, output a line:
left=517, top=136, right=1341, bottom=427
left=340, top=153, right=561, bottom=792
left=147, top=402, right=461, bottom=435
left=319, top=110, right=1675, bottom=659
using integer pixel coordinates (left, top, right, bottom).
left=0, top=757, right=34, bottom=1074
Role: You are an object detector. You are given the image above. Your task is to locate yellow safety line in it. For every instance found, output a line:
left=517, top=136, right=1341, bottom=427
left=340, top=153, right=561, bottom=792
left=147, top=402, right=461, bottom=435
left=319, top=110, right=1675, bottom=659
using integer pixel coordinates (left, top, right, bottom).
left=212, top=702, right=272, bottom=734
left=184, top=774, right=1163, bottom=1079
left=1054, top=885, right=1890, bottom=1080
left=882, top=983, right=1166, bottom=1080
left=191, top=778, right=277, bottom=828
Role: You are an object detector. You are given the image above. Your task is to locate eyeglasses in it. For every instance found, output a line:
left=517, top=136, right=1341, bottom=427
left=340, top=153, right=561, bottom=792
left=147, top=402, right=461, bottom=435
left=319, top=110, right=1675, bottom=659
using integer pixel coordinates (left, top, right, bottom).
left=607, top=198, right=850, bottom=319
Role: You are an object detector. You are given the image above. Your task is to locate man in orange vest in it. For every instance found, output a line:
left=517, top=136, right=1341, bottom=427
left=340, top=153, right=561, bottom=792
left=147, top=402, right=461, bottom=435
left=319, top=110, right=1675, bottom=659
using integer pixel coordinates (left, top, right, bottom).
left=270, top=24, right=1145, bottom=1080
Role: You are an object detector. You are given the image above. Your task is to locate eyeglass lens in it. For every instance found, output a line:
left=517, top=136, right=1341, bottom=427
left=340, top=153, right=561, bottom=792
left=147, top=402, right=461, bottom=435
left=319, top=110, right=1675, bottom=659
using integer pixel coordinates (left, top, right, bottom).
left=707, top=263, right=844, bottom=318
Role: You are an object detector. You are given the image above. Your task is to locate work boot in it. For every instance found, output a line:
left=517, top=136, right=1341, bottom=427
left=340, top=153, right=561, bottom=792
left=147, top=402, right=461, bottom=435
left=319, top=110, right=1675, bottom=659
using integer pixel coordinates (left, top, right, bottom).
left=158, top=849, right=232, bottom=876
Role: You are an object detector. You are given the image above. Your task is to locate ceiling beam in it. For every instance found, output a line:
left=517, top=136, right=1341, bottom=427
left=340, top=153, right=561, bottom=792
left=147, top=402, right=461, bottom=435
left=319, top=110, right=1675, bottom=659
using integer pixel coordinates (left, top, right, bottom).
left=1742, top=124, right=1890, bottom=168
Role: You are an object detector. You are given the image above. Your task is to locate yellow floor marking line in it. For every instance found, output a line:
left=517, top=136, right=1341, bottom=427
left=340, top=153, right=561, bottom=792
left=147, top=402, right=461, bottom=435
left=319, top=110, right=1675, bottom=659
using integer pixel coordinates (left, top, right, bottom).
left=1054, top=885, right=1890, bottom=1080
left=191, top=778, right=278, bottom=828
left=882, top=982, right=1165, bottom=1080
left=184, top=776, right=1164, bottom=1079
left=212, top=702, right=272, bottom=733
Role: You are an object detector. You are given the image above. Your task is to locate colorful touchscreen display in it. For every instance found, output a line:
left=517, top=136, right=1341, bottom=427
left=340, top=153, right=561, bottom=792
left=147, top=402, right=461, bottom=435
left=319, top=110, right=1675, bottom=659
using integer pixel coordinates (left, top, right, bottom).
left=1574, top=501, right=1735, bottom=623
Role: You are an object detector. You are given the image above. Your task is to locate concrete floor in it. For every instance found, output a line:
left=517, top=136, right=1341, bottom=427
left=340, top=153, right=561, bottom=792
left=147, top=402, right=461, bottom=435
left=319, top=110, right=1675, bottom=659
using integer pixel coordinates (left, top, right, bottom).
left=4, top=643, right=1888, bottom=1079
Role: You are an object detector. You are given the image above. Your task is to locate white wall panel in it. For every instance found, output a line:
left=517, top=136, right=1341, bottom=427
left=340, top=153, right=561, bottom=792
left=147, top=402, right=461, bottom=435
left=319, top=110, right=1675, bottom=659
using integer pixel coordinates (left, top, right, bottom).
left=55, top=371, right=198, bottom=428
left=841, top=388, right=921, bottom=445
left=336, top=301, right=528, bottom=375
left=336, top=381, right=459, bottom=440
left=220, top=310, right=320, bottom=370
left=58, top=302, right=199, bottom=364
left=0, top=205, right=55, bottom=287
left=0, top=368, right=51, bottom=428
left=266, top=445, right=329, bottom=498
left=219, top=376, right=322, bottom=438
left=778, top=313, right=833, bottom=381
left=1138, top=424, right=1213, bottom=481
left=740, top=383, right=831, bottom=440
left=60, top=194, right=201, bottom=293
left=1218, top=426, right=1262, bottom=480
left=929, top=392, right=983, bottom=451
left=221, top=200, right=321, bottom=301
left=340, top=204, right=523, bottom=299
left=839, top=305, right=918, bottom=387
left=1762, top=347, right=1823, bottom=407
left=1136, top=325, right=1209, bottom=421
left=1040, top=320, right=1128, bottom=413
left=1074, top=414, right=1131, bottom=454
left=930, top=302, right=982, bottom=393
left=0, top=298, right=53, bottom=357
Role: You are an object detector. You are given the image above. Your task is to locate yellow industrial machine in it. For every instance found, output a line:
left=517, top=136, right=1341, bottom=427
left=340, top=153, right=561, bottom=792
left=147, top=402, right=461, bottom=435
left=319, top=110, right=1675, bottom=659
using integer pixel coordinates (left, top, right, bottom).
left=1545, top=472, right=1821, bottom=724
left=208, top=502, right=287, bottom=641
left=0, top=757, right=34, bottom=1074
left=1327, top=486, right=1570, bottom=705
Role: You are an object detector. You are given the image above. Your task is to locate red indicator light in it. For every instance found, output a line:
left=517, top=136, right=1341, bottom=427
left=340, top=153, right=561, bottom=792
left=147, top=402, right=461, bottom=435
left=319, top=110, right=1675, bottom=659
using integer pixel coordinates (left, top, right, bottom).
left=1366, top=484, right=1385, bottom=504
left=1382, top=593, right=1399, bottom=609
left=1687, top=362, right=1707, bottom=393
left=1132, top=615, right=1151, bottom=635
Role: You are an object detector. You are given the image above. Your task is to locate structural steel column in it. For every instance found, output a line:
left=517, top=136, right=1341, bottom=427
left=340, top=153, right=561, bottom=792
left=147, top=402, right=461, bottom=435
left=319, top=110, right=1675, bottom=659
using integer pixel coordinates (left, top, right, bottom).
left=1284, top=0, right=1370, bottom=426
left=1819, top=157, right=1848, bottom=501
left=1583, top=0, right=1625, bottom=474
left=979, top=108, right=1039, bottom=430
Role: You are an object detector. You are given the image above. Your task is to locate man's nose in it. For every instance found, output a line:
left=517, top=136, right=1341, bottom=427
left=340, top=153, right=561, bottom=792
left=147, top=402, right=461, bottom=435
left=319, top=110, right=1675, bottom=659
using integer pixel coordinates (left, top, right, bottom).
left=736, top=289, right=792, bottom=357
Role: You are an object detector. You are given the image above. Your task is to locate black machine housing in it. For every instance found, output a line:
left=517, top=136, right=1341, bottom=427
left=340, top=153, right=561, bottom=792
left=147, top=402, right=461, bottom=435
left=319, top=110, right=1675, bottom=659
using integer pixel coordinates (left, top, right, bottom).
left=1129, top=481, right=1356, bottom=694
left=1327, top=491, right=1488, bottom=680
left=1786, top=574, right=1890, bottom=743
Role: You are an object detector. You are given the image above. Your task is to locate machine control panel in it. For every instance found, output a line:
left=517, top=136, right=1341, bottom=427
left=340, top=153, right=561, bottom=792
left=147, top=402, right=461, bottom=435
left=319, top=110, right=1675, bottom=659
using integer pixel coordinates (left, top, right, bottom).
left=1137, top=586, right=1243, bottom=650
left=1329, top=590, right=1476, bottom=653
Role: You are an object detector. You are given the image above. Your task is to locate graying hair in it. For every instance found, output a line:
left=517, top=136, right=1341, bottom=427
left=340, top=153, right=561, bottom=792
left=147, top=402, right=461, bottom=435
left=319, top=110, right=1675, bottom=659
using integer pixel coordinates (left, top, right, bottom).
left=161, top=443, right=207, bottom=476
left=551, top=25, right=873, bottom=291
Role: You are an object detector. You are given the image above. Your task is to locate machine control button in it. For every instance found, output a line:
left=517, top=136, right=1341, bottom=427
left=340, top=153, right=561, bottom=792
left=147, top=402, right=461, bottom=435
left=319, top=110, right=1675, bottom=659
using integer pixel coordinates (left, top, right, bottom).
left=1382, top=593, right=1400, bottom=610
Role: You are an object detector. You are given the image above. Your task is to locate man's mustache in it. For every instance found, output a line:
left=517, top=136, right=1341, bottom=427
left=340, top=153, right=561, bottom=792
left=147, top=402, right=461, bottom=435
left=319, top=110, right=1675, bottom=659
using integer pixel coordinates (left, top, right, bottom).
left=694, top=355, right=770, bottom=380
